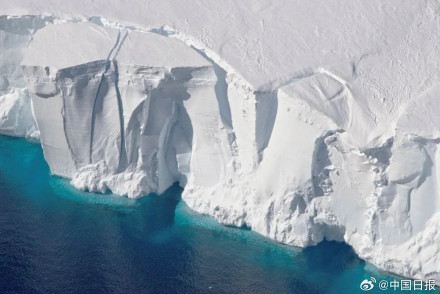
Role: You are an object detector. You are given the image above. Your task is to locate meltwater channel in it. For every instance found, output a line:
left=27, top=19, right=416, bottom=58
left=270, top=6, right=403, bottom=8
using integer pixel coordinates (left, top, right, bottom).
left=0, top=135, right=438, bottom=294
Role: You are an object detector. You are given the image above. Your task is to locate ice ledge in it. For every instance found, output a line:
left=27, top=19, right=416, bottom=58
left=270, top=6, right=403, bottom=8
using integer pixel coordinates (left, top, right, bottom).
left=0, top=13, right=439, bottom=285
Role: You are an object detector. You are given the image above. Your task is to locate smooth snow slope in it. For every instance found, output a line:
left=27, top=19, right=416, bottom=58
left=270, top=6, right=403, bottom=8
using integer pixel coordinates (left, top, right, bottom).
left=1, top=0, right=440, bottom=284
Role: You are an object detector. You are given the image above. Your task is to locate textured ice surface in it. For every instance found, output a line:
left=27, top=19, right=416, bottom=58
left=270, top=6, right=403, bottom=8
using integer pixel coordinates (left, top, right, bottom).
left=0, top=16, right=47, bottom=139
left=1, top=0, right=440, bottom=284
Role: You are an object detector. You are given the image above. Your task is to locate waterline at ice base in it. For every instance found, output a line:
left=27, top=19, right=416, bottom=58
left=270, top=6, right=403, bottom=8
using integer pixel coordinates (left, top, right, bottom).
left=0, top=136, right=438, bottom=293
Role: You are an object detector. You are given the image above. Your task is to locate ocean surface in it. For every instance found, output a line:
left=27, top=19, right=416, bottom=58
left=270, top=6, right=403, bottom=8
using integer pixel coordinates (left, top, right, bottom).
left=0, top=135, right=438, bottom=294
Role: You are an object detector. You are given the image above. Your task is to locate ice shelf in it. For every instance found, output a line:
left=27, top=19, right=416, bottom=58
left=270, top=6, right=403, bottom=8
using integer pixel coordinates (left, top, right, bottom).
left=0, top=0, right=440, bottom=284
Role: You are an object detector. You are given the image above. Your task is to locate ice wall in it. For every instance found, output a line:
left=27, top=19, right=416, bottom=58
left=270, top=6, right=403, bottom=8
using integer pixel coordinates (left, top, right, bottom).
left=0, top=7, right=439, bottom=285
left=22, top=23, right=234, bottom=199
left=0, top=16, right=52, bottom=138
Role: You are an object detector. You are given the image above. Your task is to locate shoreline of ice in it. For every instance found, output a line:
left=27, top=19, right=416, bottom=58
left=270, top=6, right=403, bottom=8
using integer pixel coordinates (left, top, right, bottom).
left=1, top=3, right=440, bottom=284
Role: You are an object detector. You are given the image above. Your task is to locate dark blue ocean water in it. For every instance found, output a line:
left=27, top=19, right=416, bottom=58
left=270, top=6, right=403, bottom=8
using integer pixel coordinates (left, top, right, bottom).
left=0, top=135, right=438, bottom=294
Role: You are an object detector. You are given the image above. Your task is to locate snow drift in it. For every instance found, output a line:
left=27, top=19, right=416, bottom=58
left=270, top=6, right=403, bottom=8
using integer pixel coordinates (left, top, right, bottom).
left=1, top=0, right=440, bottom=285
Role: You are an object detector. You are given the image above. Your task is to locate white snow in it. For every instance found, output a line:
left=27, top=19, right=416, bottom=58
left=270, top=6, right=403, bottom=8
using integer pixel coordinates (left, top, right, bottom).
left=1, top=0, right=440, bottom=285
left=0, top=16, right=46, bottom=139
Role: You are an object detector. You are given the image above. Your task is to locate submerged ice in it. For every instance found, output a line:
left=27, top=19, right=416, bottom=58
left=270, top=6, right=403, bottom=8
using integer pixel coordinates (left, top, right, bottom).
left=1, top=1, right=440, bottom=285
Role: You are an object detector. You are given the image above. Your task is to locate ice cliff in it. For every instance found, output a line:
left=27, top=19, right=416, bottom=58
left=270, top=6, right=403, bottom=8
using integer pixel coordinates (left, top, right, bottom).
left=1, top=0, right=440, bottom=285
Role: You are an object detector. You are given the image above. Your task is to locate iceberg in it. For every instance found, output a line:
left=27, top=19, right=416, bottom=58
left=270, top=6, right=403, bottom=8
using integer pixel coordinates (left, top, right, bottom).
left=0, top=0, right=440, bottom=285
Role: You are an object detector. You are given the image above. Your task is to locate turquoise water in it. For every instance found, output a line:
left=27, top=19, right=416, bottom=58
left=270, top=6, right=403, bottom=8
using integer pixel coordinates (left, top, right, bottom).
left=0, top=135, right=438, bottom=294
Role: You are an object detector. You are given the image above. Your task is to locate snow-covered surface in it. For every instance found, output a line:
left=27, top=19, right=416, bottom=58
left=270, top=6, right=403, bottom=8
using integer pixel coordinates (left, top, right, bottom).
left=0, top=16, right=43, bottom=139
left=1, top=0, right=440, bottom=284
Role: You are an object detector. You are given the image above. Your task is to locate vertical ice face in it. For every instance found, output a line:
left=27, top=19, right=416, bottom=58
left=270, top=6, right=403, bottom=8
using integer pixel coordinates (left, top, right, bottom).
left=21, top=23, right=237, bottom=198
left=0, top=16, right=51, bottom=138
left=22, top=23, right=119, bottom=177
left=7, top=9, right=440, bottom=285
